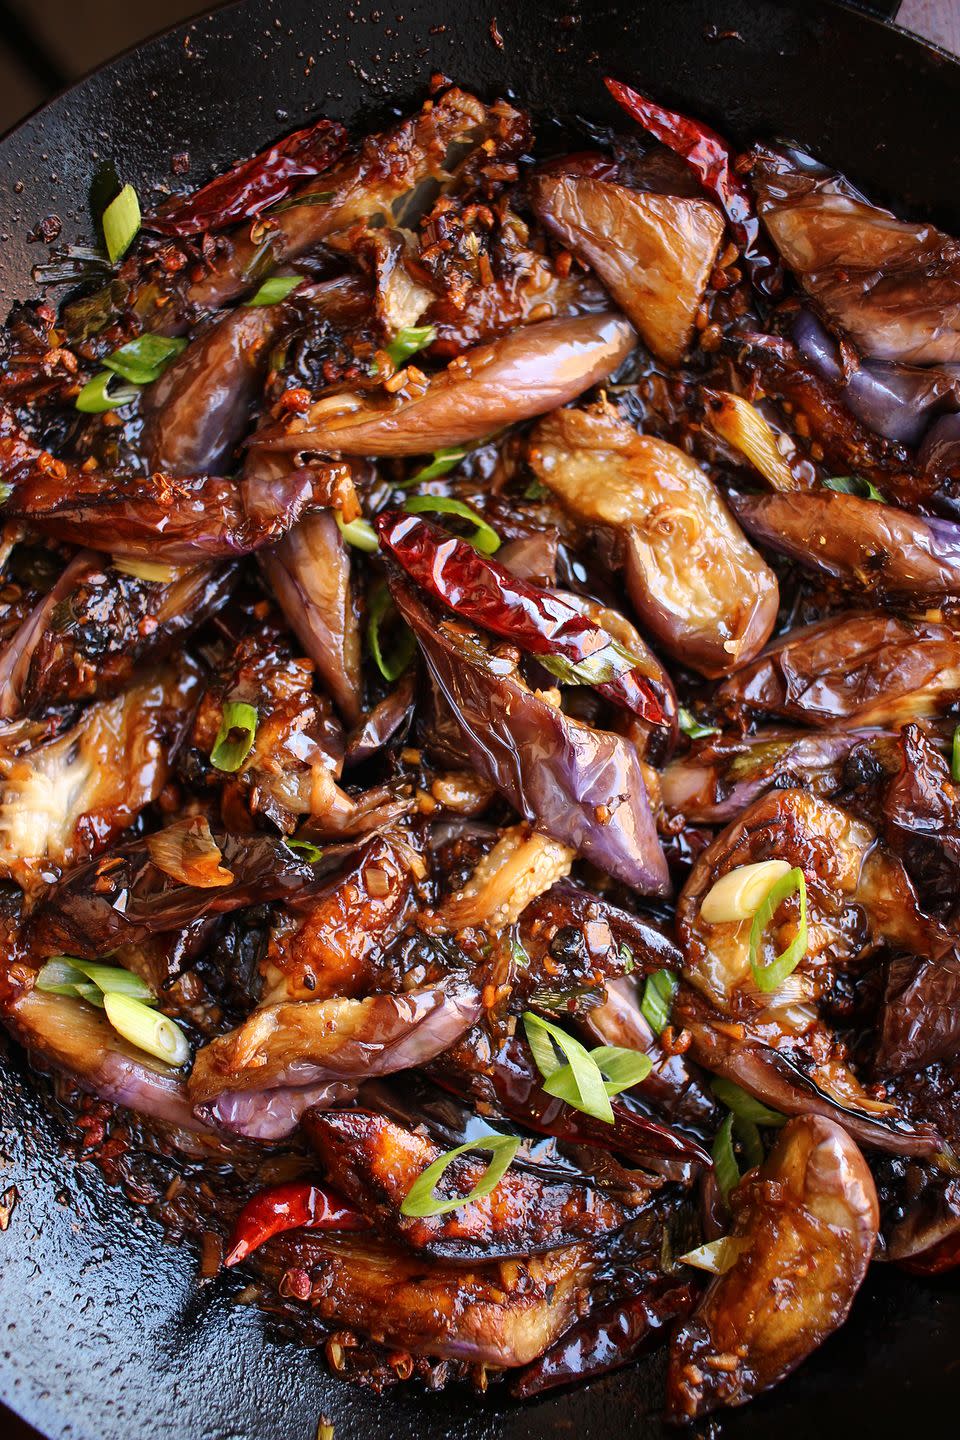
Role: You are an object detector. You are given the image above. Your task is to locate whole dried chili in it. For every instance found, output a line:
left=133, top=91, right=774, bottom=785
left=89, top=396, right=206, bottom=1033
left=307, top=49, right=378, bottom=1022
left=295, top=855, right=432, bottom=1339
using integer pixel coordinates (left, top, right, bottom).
left=224, top=1181, right=368, bottom=1266
left=376, top=509, right=667, bottom=726
left=145, top=118, right=349, bottom=237
left=603, top=78, right=782, bottom=297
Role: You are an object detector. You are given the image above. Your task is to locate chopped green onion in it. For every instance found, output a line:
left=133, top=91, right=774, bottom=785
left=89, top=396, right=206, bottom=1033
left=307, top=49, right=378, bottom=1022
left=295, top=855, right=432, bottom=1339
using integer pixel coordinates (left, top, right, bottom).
left=367, top=583, right=416, bottom=682
left=71, top=960, right=153, bottom=1002
left=36, top=958, right=105, bottom=1006
left=400, top=1132, right=521, bottom=1217
left=640, top=968, right=678, bottom=1034
left=102, top=184, right=141, bottom=264
left=952, top=724, right=960, bottom=783
left=36, top=957, right=153, bottom=1007
left=712, top=1113, right=740, bottom=1200
left=748, top=866, right=808, bottom=994
left=404, top=495, right=500, bottom=555
left=735, top=1115, right=764, bottom=1171
left=523, top=1012, right=614, bottom=1124
left=286, top=839, right=324, bottom=863
left=103, top=334, right=187, bottom=385
left=385, top=325, right=436, bottom=369
left=404, top=447, right=468, bottom=486
left=824, top=475, right=886, bottom=503
left=267, top=190, right=335, bottom=214
left=589, top=1045, right=653, bottom=1094
left=112, top=556, right=180, bottom=583
left=509, top=929, right=530, bottom=969
left=619, top=943, right=635, bottom=974
left=678, top=706, right=720, bottom=740
left=678, top=1236, right=748, bottom=1275
left=539, top=638, right=647, bottom=689
left=103, top=992, right=191, bottom=1066
left=711, top=1077, right=785, bottom=1128
left=523, top=477, right=550, bottom=501
left=210, top=701, right=258, bottom=773
left=247, top=275, right=301, bottom=307
left=75, top=370, right=139, bottom=413
left=335, top=511, right=379, bottom=553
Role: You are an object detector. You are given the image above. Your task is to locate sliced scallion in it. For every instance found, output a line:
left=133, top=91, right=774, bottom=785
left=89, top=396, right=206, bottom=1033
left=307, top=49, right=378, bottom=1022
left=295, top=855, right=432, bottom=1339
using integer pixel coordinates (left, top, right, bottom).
left=71, top=960, right=153, bottom=1002
left=102, top=184, right=141, bottom=264
left=404, top=495, right=500, bottom=555
left=210, top=701, right=258, bottom=773
left=247, top=274, right=301, bottom=307
left=286, top=839, right=324, bottom=863
left=523, top=1012, right=613, bottom=1124
left=640, top=968, right=678, bottom=1034
left=385, top=324, right=436, bottom=369
left=35, top=957, right=153, bottom=1007
left=335, top=511, right=379, bottom=553
left=367, top=583, right=416, bottom=682
left=678, top=706, right=720, bottom=740
left=712, top=1112, right=740, bottom=1201
left=103, top=992, right=191, bottom=1066
left=678, top=1236, right=748, bottom=1275
left=952, top=724, right=960, bottom=783
left=589, top=1044, right=653, bottom=1094
left=400, top=1133, right=521, bottom=1217
left=103, top=334, right=186, bottom=385
left=403, top=446, right=468, bottom=487
left=711, top=1077, right=785, bottom=1128
left=748, top=866, right=808, bottom=994
left=75, top=370, right=139, bottom=414
left=824, top=475, right=886, bottom=503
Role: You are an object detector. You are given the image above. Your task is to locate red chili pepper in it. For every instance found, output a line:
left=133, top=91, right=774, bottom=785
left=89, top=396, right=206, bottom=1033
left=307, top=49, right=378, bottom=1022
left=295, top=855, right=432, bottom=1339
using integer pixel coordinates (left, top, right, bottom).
left=603, top=78, right=782, bottom=297
left=224, top=1181, right=368, bottom=1267
left=145, top=119, right=350, bottom=237
left=376, top=510, right=667, bottom=726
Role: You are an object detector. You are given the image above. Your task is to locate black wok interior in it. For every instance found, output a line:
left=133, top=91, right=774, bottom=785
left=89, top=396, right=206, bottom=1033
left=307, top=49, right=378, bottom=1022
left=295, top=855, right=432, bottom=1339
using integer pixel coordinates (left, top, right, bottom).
left=2, top=1, right=960, bottom=1435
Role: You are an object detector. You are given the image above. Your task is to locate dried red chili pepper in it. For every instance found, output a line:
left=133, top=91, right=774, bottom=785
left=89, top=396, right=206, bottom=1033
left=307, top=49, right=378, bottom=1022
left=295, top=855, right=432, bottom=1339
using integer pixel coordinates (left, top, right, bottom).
left=223, top=1180, right=368, bottom=1266
left=603, top=78, right=782, bottom=297
left=145, top=118, right=349, bottom=237
left=376, top=509, right=667, bottom=726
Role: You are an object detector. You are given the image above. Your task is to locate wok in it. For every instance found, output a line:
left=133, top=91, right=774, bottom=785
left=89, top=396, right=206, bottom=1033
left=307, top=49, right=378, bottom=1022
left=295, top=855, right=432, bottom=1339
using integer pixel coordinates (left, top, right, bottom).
left=1, top=1, right=959, bottom=1436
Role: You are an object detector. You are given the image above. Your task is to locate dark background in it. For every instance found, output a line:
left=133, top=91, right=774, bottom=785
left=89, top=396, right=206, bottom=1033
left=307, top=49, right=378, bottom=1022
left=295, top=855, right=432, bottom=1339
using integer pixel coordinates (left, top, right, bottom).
left=0, top=0, right=957, bottom=138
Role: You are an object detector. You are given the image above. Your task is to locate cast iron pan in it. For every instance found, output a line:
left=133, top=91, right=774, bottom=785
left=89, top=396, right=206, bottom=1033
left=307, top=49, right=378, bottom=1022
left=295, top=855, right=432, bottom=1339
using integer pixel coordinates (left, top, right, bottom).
left=2, top=2, right=960, bottom=1436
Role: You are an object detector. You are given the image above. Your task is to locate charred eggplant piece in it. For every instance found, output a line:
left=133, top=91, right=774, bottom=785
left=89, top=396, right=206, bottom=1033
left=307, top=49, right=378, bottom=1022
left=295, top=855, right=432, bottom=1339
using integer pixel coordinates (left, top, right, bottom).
left=530, top=174, right=723, bottom=365
left=188, top=978, right=482, bottom=1141
left=391, top=577, right=669, bottom=894
left=718, top=612, right=960, bottom=729
left=529, top=405, right=778, bottom=676
left=667, top=1115, right=878, bottom=1419
left=730, top=488, right=960, bottom=602
left=305, top=1107, right=649, bottom=1260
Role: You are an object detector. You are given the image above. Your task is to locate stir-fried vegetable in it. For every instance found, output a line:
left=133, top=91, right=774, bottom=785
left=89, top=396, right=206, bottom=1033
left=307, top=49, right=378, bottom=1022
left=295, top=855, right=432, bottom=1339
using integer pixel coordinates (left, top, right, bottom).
left=4, top=73, right=960, bottom=1418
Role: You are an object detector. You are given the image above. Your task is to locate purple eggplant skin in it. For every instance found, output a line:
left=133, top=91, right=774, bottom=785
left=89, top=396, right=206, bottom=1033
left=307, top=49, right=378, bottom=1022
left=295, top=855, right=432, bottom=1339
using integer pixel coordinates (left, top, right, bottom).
left=257, top=313, right=637, bottom=457
left=792, top=309, right=960, bottom=446
left=259, top=511, right=362, bottom=726
left=661, top=729, right=877, bottom=824
left=512, top=1276, right=698, bottom=1398
left=729, top=487, right=960, bottom=602
left=390, top=576, right=669, bottom=895
left=344, top=670, right=416, bottom=768
left=4, top=988, right=215, bottom=1141
left=189, top=978, right=482, bottom=1141
left=877, top=956, right=960, bottom=1078
left=676, top=984, right=942, bottom=1159
left=718, top=611, right=960, bottom=729
left=882, top=722, right=960, bottom=913
left=141, top=305, right=282, bottom=474
left=28, top=831, right=368, bottom=958
left=752, top=143, right=960, bottom=365
left=0, top=405, right=337, bottom=562
left=0, top=554, right=235, bottom=719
